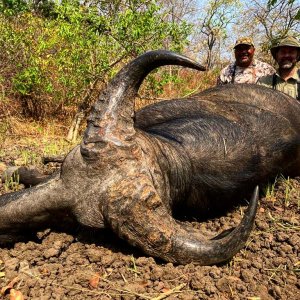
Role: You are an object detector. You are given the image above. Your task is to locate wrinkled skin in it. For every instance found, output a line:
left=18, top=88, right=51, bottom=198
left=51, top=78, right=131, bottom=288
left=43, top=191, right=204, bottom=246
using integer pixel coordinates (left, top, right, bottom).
left=1, top=51, right=300, bottom=265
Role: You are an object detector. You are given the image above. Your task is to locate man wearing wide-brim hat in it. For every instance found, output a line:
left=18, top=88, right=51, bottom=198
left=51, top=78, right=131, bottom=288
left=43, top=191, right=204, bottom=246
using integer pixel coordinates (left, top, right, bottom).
left=258, top=35, right=300, bottom=100
left=217, top=37, right=275, bottom=85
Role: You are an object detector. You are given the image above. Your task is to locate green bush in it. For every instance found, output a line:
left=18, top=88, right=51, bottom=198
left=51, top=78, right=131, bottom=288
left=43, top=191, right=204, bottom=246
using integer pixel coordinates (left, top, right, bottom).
left=0, top=0, right=192, bottom=120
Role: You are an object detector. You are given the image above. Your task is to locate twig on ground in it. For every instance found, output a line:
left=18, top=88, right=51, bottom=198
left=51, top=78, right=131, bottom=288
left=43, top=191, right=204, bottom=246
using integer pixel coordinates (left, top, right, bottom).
left=150, top=283, right=186, bottom=300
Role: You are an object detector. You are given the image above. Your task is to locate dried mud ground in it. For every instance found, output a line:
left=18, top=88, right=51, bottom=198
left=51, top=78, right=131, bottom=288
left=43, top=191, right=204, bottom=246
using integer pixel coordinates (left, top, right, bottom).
left=0, top=144, right=299, bottom=299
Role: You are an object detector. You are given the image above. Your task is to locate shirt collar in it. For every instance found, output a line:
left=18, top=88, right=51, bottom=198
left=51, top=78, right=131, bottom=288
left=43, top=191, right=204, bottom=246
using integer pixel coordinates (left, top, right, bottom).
left=275, top=68, right=299, bottom=81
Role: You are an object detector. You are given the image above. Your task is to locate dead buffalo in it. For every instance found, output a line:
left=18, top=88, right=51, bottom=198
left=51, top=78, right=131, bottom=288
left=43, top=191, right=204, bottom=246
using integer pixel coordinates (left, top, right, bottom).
left=1, top=50, right=300, bottom=265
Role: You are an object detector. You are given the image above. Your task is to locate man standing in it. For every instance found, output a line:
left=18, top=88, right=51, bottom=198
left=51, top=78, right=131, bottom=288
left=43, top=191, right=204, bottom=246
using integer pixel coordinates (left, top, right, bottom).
left=258, top=36, right=300, bottom=100
left=217, top=37, right=275, bottom=85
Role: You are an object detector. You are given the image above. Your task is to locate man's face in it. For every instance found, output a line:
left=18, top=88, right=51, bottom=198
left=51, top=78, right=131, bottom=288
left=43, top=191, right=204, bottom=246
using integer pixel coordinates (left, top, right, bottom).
left=276, top=46, right=299, bottom=70
left=234, top=44, right=255, bottom=67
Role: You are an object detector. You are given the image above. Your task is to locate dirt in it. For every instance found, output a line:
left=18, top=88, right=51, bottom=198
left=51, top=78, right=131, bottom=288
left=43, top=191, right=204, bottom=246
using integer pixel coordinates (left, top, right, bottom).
left=0, top=160, right=299, bottom=299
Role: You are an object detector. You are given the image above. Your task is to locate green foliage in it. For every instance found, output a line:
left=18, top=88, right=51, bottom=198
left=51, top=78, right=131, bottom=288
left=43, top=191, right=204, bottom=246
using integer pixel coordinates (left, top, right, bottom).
left=13, top=66, right=42, bottom=96
left=0, top=0, right=192, bottom=119
left=268, top=0, right=297, bottom=6
left=268, top=0, right=300, bottom=20
left=144, top=69, right=183, bottom=96
left=0, top=0, right=29, bottom=15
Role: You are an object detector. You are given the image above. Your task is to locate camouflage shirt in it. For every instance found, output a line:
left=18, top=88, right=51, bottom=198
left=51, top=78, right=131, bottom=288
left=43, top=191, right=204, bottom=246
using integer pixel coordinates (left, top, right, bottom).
left=217, top=59, right=275, bottom=85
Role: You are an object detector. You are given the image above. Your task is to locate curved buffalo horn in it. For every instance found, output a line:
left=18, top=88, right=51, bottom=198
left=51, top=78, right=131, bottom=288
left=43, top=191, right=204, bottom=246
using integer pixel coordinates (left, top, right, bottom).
left=105, top=172, right=259, bottom=265
left=81, top=50, right=206, bottom=159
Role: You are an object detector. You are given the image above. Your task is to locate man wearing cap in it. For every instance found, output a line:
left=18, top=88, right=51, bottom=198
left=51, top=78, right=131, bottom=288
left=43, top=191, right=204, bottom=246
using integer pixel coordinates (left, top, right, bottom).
left=258, top=36, right=300, bottom=100
left=217, top=37, right=275, bottom=85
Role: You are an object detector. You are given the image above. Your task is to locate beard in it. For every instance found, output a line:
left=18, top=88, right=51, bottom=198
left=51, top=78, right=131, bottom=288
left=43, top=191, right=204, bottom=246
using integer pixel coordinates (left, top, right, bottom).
left=236, top=55, right=252, bottom=67
left=278, top=59, right=296, bottom=70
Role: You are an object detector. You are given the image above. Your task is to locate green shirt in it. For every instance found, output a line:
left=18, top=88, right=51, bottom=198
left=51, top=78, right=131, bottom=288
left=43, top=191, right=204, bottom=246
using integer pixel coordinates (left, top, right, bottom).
left=257, top=69, right=300, bottom=100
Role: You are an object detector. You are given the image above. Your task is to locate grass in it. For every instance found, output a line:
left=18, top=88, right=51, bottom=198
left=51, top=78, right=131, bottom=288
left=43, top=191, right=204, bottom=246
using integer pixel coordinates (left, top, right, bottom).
left=0, top=117, right=77, bottom=192
left=129, top=256, right=140, bottom=276
left=0, top=117, right=77, bottom=163
left=293, top=261, right=300, bottom=273
left=281, top=176, right=300, bottom=208
left=3, top=171, right=20, bottom=192
left=17, top=149, right=39, bottom=166
left=263, top=177, right=278, bottom=202
left=263, top=175, right=300, bottom=209
left=0, top=119, right=10, bottom=144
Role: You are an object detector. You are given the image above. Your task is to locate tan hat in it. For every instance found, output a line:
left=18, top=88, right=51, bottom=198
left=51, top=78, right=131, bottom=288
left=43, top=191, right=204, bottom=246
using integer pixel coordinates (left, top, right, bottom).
left=233, top=37, right=254, bottom=49
left=270, top=36, right=300, bottom=61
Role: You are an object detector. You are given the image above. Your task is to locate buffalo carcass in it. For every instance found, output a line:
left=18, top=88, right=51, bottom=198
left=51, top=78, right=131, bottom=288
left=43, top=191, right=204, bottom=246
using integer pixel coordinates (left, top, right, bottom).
left=1, top=50, right=300, bottom=265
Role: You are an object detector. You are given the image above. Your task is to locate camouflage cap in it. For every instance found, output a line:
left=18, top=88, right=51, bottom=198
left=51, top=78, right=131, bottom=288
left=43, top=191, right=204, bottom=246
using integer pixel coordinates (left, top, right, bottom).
left=270, top=36, right=300, bottom=61
left=233, top=37, right=254, bottom=49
